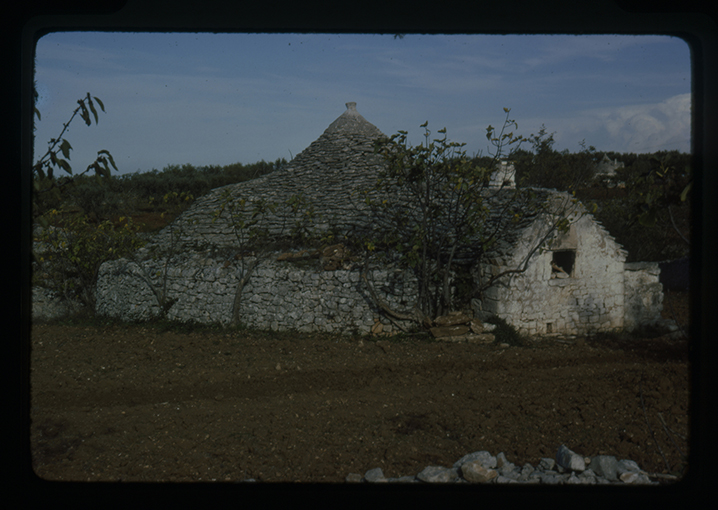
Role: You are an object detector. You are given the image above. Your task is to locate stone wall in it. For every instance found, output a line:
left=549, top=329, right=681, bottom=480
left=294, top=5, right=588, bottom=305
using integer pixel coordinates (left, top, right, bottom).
left=95, top=250, right=419, bottom=334
left=94, top=204, right=665, bottom=337
left=32, top=287, right=85, bottom=322
left=623, top=262, right=664, bottom=332
left=478, top=213, right=628, bottom=336
left=239, top=262, right=417, bottom=333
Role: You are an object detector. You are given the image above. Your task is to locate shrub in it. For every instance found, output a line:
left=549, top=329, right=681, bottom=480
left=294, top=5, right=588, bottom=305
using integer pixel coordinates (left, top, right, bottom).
left=511, top=126, right=597, bottom=191
left=34, top=210, right=146, bottom=310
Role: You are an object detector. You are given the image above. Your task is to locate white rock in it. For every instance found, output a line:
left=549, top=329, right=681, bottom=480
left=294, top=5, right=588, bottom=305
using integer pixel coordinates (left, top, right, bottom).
left=416, top=466, right=458, bottom=483
left=620, top=472, right=652, bottom=484
left=461, top=461, right=498, bottom=483
left=364, top=467, right=387, bottom=482
left=453, top=451, right=497, bottom=469
left=556, top=445, right=586, bottom=472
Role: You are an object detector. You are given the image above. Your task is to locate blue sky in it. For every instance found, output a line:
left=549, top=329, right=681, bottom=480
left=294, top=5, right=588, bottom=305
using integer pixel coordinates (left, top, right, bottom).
left=33, top=32, right=691, bottom=175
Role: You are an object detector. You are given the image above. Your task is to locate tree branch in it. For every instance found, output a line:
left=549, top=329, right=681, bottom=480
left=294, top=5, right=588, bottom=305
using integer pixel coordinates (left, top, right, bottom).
left=231, top=257, right=261, bottom=326
left=360, top=260, right=425, bottom=325
left=667, top=205, right=690, bottom=246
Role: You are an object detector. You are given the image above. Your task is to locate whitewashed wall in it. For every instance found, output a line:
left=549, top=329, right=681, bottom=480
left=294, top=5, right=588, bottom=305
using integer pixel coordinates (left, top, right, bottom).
left=477, top=213, right=647, bottom=336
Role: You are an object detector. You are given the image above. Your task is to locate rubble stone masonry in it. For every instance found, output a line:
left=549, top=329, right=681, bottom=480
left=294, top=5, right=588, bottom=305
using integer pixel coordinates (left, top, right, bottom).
left=95, top=250, right=418, bottom=334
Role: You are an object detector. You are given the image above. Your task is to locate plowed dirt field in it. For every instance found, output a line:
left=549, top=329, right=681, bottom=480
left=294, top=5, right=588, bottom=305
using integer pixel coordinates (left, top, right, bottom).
left=29, top=292, right=691, bottom=483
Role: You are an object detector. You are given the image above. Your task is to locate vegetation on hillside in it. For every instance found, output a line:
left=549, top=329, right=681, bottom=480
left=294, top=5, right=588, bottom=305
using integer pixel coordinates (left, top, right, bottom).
left=506, top=125, right=691, bottom=262
left=34, top=160, right=286, bottom=225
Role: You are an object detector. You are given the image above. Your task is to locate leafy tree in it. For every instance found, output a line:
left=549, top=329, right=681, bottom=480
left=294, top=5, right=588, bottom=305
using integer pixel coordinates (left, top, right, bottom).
left=593, top=153, right=691, bottom=261
left=512, top=125, right=598, bottom=191
left=618, top=153, right=691, bottom=234
left=358, top=110, right=583, bottom=327
left=33, top=92, right=119, bottom=226
left=34, top=210, right=145, bottom=310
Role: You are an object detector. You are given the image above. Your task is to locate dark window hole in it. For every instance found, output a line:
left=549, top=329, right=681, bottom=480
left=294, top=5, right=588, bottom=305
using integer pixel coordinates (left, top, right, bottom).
left=552, top=250, right=575, bottom=276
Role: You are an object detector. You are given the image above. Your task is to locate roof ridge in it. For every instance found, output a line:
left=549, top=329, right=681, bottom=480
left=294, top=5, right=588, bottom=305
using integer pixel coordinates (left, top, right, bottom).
left=322, top=102, right=385, bottom=138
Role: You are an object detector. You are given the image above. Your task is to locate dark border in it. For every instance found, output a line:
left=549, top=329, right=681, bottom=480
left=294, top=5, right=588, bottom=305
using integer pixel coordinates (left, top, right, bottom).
left=12, top=0, right=717, bottom=506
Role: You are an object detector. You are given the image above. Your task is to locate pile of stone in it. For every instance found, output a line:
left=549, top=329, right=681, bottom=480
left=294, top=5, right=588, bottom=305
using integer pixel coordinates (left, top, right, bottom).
left=426, top=312, right=497, bottom=344
left=346, top=445, right=662, bottom=485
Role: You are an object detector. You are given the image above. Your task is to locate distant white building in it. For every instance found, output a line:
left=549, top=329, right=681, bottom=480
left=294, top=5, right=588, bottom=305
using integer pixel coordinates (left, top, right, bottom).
left=595, top=154, right=623, bottom=179
left=489, top=159, right=516, bottom=188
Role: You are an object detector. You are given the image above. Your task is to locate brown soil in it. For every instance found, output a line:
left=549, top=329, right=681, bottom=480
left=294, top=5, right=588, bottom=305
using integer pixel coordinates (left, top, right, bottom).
left=29, top=292, right=691, bottom=483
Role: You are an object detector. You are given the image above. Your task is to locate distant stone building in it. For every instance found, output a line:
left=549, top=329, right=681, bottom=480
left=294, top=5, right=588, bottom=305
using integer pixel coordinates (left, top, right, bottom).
left=594, top=154, right=624, bottom=182
left=489, top=160, right=516, bottom=188
left=95, top=103, right=666, bottom=336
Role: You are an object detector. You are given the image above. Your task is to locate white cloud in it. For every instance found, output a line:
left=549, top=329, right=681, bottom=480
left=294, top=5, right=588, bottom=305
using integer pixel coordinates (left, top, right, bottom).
left=520, top=93, right=692, bottom=154
left=591, top=93, right=691, bottom=152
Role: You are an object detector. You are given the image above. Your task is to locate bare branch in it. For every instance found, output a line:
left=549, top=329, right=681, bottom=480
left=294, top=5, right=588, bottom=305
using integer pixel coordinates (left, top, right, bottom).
left=668, top=205, right=690, bottom=246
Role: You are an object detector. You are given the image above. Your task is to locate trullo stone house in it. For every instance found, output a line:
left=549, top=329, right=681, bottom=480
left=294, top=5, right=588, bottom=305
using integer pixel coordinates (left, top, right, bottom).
left=95, top=102, right=665, bottom=336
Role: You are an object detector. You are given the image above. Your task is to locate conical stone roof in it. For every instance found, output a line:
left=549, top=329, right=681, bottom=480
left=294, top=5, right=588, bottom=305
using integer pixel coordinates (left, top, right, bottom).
left=323, top=101, right=384, bottom=139
left=141, top=103, right=620, bottom=268
left=147, top=102, right=388, bottom=252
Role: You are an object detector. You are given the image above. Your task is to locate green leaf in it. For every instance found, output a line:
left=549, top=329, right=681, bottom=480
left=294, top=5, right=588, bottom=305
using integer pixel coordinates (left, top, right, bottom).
left=34, top=107, right=41, bottom=121
left=98, top=150, right=118, bottom=171
left=60, top=139, right=73, bottom=160
left=88, top=98, right=99, bottom=124
left=94, top=97, right=105, bottom=112
left=680, top=182, right=692, bottom=202
left=58, top=159, right=72, bottom=174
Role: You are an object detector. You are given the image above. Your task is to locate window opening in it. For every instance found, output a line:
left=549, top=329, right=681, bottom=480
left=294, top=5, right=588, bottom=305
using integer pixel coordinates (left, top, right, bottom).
left=551, top=250, right=575, bottom=278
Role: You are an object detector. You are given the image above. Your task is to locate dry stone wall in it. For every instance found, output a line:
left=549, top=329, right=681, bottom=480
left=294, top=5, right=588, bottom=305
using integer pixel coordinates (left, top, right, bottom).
left=95, top=249, right=418, bottom=334
left=477, top=211, right=662, bottom=336
left=623, top=262, right=664, bottom=332
left=32, top=287, right=85, bottom=322
left=95, top=204, right=665, bottom=337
